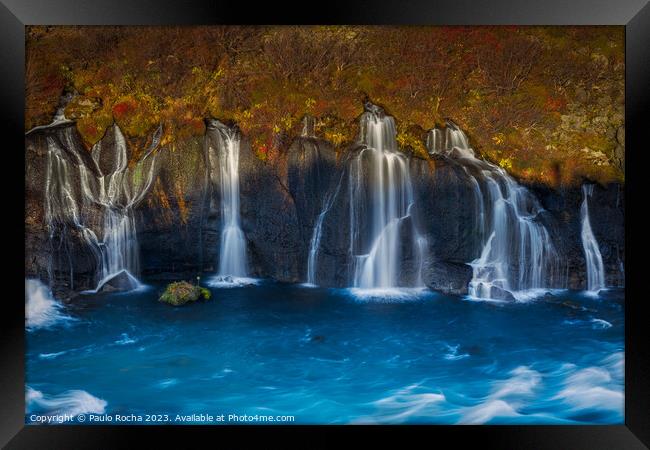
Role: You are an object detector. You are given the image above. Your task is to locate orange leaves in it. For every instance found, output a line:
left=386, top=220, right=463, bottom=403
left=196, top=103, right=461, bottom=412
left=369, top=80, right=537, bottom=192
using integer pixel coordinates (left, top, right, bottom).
left=544, top=95, right=567, bottom=112
left=110, top=94, right=160, bottom=138
left=112, top=99, right=136, bottom=119
left=25, top=25, right=624, bottom=186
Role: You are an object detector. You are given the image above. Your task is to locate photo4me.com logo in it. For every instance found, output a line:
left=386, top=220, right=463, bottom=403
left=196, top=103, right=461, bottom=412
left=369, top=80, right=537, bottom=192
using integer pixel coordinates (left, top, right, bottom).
left=28, top=413, right=296, bottom=424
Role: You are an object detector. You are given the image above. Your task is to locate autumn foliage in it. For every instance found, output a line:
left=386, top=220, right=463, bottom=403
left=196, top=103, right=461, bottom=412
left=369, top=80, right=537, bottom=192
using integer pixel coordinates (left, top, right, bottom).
left=26, top=25, right=624, bottom=185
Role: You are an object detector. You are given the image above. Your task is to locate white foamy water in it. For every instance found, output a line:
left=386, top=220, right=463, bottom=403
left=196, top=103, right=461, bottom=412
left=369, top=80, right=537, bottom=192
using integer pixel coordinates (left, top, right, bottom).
left=554, top=368, right=623, bottom=413
left=591, top=318, right=613, bottom=329
left=306, top=173, right=345, bottom=286
left=347, top=287, right=430, bottom=302
left=459, top=366, right=541, bottom=424
left=443, top=344, right=470, bottom=361
left=206, top=276, right=260, bottom=288
left=205, top=121, right=249, bottom=285
left=26, top=386, right=107, bottom=418
left=426, top=124, right=563, bottom=301
left=348, top=109, right=425, bottom=291
left=114, top=333, right=136, bottom=345
left=38, top=351, right=68, bottom=360
left=354, top=383, right=446, bottom=424
left=462, top=399, right=521, bottom=424
left=44, top=124, right=160, bottom=291
left=580, top=184, right=606, bottom=293
left=217, top=128, right=247, bottom=278
left=25, top=279, right=73, bottom=330
left=552, top=352, right=624, bottom=415
left=360, top=353, right=623, bottom=425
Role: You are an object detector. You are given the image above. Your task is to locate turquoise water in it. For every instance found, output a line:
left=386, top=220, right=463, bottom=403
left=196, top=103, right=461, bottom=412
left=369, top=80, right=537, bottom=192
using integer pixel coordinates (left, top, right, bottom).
left=26, top=283, right=624, bottom=424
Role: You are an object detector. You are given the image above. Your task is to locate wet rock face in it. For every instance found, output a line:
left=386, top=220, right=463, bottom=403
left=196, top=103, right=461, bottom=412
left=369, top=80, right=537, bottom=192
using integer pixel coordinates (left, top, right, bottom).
left=239, top=138, right=304, bottom=281
left=137, top=134, right=207, bottom=277
left=580, top=183, right=625, bottom=288
left=410, top=157, right=483, bottom=264
left=25, top=126, right=103, bottom=297
left=198, top=132, right=340, bottom=283
left=26, top=124, right=625, bottom=298
left=286, top=138, right=339, bottom=251
left=528, top=182, right=625, bottom=290
left=25, top=122, right=163, bottom=297
left=408, top=157, right=485, bottom=295
left=422, top=260, right=473, bottom=296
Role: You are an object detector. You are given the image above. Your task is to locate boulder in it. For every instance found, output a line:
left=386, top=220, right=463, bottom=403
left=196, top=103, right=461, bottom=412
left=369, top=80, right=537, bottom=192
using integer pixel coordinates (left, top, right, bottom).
left=159, top=281, right=211, bottom=306
left=96, top=270, right=140, bottom=293
left=423, top=261, right=473, bottom=296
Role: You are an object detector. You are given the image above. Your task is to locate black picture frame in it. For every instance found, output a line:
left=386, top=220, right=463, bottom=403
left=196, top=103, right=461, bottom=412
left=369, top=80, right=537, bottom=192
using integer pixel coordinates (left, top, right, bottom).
left=3, top=0, right=648, bottom=447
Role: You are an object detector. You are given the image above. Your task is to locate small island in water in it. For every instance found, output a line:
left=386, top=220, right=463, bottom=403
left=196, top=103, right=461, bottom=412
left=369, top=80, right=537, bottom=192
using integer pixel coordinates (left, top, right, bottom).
left=25, top=25, right=624, bottom=425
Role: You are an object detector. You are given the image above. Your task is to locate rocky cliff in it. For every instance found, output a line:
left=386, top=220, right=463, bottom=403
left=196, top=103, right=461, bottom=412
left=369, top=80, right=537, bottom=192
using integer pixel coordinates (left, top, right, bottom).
left=25, top=120, right=625, bottom=299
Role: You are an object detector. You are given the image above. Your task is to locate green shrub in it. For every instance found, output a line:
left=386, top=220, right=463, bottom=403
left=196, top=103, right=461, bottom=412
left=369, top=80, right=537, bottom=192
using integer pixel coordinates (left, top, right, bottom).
left=200, top=287, right=211, bottom=300
left=159, top=281, right=212, bottom=306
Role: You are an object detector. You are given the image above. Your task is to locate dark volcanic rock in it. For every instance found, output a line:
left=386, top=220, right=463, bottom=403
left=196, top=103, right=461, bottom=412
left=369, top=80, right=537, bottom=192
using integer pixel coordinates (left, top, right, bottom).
left=201, top=127, right=342, bottom=283
left=286, top=138, right=339, bottom=259
left=25, top=125, right=103, bottom=294
left=589, top=183, right=625, bottom=288
left=422, top=260, right=473, bottom=295
left=528, top=181, right=625, bottom=290
left=96, top=270, right=140, bottom=293
left=239, top=137, right=303, bottom=281
left=138, top=134, right=207, bottom=276
left=410, top=156, right=484, bottom=265
left=25, top=119, right=625, bottom=299
left=486, top=285, right=517, bottom=302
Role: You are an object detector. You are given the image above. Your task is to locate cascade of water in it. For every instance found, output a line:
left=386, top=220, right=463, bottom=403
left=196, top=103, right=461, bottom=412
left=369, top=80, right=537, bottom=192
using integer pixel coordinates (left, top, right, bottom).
left=306, top=199, right=331, bottom=286
left=426, top=128, right=444, bottom=155
left=580, top=184, right=606, bottom=292
left=427, top=124, right=563, bottom=300
left=26, top=93, right=75, bottom=136
left=445, top=124, right=470, bottom=152
left=210, top=124, right=248, bottom=278
left=45, top=135, right=102, bottom=290
left=306, top=173, right=345, bottom=286
left=43, top=124, right=160, bottom=291
left=301, top=115, right=316, bottom=138
left=348, top=110, right=425, bottom=290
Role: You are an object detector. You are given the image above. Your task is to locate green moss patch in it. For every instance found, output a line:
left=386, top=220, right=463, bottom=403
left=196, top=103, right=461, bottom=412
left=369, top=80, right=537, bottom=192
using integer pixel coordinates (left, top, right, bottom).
left=159, top=281, right=212, bottom=306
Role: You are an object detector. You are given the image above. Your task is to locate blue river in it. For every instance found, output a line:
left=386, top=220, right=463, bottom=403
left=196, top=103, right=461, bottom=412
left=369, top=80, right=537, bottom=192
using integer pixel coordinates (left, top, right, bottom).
left=26, top=282, right=624, bottom=425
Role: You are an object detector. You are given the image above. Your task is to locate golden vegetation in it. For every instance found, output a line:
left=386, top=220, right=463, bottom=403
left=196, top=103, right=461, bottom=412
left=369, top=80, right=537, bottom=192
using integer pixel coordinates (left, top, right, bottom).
left=26, top=25, right=624, bottom=185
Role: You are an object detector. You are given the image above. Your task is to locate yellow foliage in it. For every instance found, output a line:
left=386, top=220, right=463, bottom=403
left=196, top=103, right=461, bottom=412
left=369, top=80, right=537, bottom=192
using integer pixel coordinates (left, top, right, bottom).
left=498, top=157, right=513, bottom=170
left=492, top=133, right=505, bottom=145
left=25, top=25, right=624, bottom=186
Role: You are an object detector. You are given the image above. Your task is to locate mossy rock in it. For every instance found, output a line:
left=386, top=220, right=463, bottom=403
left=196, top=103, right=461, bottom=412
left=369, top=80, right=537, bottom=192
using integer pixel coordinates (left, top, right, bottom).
left=159, top=281, right=212, bottom=306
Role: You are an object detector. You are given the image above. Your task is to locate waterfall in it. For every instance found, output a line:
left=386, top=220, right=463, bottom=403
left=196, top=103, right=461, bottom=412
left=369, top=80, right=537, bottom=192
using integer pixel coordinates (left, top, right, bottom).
left=306, top=173, right=345, bottom=286
left=426, top=128, right=443, bottom=155
left=348, top=109, right=425, bottom=290
left=301, top=115, right=316, bottom=138
left=43, top=124, right=160, bottom=292
left=45, top=136, right=102, bottom=290
left=427, top=123, right=562, bottom=300
left=580, top=184, right=606, bottom=292
left=306, top=197, right=331, bottom=286
left=95, top=209, right=140, bottom=289
left=25, top=92, right=74, bottom=136
left=205, top=121, right=248, bottom=280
